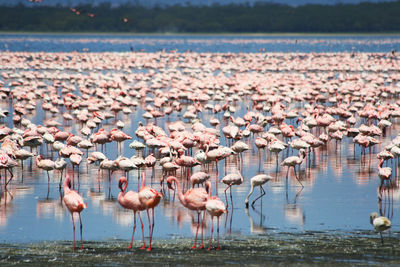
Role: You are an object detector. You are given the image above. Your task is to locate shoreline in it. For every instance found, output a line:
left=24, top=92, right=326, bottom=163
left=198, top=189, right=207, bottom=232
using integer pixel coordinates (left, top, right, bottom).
left=0, top=32, right=400, bottom=37
left=1, top=232, right=399, bottom=266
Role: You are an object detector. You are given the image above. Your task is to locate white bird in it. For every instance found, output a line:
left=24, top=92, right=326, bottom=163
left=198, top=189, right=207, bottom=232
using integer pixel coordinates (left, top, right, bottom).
left=281, top=149, right=306, bottom=187
left=55, top=158, right=67, bottom=187
left=221, top=170, right=243, bottom=209
left=245, top=174, right=272, bottom=209
left=190, top=171, right=210, bottom=187
left=231, top=141, right=250, bottom=154
left=116, top=156, right=137, bottom=179
left=370, top=212, right=391, bottom=244
left=87, top=151, right=107, bottom=164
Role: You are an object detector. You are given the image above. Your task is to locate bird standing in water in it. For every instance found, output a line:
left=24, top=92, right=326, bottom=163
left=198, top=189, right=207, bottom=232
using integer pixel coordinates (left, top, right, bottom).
left=118, top=176, right=146, bottom=249
left=245, top=174, right=272, bottom=209
left=370, top=212, right=391, bottom=244
left=281, top=149, right=306, bottom=187
left=138, top=172, right=162, bottom=251
left=205, top=190, right=226, bottom=250
left=63, top=175, right=87, bottom=250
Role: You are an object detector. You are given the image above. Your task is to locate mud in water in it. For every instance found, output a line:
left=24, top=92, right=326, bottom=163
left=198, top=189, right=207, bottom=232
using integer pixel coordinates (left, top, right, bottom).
left=1, top=231, right=400, bottom=266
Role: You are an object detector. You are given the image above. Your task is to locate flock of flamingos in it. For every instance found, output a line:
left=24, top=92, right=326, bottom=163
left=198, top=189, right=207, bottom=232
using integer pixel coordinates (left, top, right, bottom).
left=0, top=50, right=398, bottom=250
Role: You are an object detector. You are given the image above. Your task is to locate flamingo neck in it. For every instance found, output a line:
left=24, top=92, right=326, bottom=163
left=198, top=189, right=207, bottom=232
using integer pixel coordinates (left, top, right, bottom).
left=170, top=177, right=186, bottom=206
left=205, top=181, right=212, bottom=197
left=119, top=180, right=128, bottom=194
left=378, top=159, right=384, bottom=169
left=63, top=179, right=72, bottom=194
left=141, top=172, right=146, bottom=190
left=245, top=183, right=254, bottom=206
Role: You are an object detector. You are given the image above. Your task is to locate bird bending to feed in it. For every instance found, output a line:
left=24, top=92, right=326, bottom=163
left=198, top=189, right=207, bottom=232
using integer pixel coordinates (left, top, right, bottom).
left=138, top=172, right=162, bottom=251
left=370, top=212, right=391, bottom=244
left=118, top=176, right=146, bottom=249
left=63, top=175, right=87, bottom=250
left=245, top=174, right=272, bottom=209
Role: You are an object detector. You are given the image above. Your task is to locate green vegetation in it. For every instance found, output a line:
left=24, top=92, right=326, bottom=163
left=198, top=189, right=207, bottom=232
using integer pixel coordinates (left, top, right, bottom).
left=0, top=1, right=399, bottom=33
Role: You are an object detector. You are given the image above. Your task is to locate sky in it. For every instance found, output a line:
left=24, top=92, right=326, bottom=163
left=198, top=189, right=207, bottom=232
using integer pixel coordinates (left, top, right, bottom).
left=2, top=0, right=397, bottom=7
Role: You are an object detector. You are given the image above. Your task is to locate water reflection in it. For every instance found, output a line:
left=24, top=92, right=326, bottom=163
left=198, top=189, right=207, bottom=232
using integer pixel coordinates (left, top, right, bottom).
left=0, top=42, right=399, bottom=246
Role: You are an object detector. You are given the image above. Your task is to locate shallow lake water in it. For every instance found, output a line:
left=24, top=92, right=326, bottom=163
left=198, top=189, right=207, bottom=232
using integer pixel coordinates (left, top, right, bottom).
left=0, top=34, right=400, bottom=265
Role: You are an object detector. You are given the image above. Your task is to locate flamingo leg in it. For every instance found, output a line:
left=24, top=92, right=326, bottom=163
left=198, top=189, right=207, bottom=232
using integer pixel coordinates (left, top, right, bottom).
left=216, top=216, right=221, bottom=250
left=71, top=213, right=76, bottom=251
left=224, top=184, right=231, bottom=209
left=293, top=166, right=304, bottom=188
left=146, top=208, right=154, bottom=251
left=192, top=212, right=200, bottom=249
left=79, top=213, right=83, bottom=249
left=59, top=170, right=63, bottom=189
left=138, top=212, right=146, bottom=249
left=129, top=211, right=137, bottom=249
left=200, top=210, right=205, bottom=249
left=251, top=185, right=266, bottom=208
left=5, top=168, right=13, bottom=185
left=208, top=215, right=214, bottom=251
left=230, top=186, right=233, bottom=210
left=380, top=232, right=384, bottom=245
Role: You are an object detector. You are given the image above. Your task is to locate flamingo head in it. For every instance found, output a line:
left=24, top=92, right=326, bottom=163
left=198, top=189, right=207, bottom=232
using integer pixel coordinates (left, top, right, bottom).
left=118, top=177, right=128, bottom=191
left=166, top=176, right=176, bottom=190
left=65, top=175, right=72, bottom=189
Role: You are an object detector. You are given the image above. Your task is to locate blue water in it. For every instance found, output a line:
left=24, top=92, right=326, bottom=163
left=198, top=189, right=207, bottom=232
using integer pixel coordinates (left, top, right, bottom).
left=0, top=34, right=399, bottom=246
left=0, top=33, right=399, bottom=53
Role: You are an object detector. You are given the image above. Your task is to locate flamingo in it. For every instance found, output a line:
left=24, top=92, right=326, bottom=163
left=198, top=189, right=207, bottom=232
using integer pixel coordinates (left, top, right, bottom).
left=205, top=194, right=226, bottom=251
left=138, top=172, right=162, bottom=251
left=110, top=128, right=132, bottom=155
left=0, top=150, right=16, bottom=186
left=167, top=176, right=209, bottom=249
left=370, top=212, right=391, bottom=244
left=14, top=148, right=34, bottom=171
left=190, top=171, right=210, bottom=188
left=245, top=174, right=272, bottom=209
left=99, top=158, right=118, bottom=182
left=281, top=149, right=306, bottom=187
left=221, top=170, right=243, bottom=209
left=36, top=155, right=55, bottom=183
left=118, top=176, right=146, bottom=249
left=377, top=158, right=392, bottom=201
left=54, top=158, right=67, bottom=188
left=63, top=175, right=87, bottom=250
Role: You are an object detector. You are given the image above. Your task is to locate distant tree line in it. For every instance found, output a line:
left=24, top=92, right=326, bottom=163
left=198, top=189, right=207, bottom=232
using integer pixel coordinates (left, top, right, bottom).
left=0, top=1, right=399, bottom=33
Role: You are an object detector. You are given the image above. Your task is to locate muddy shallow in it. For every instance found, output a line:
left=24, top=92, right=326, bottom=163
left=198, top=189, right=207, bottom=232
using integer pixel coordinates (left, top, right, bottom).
left=1, top=232, right=400, bottom=266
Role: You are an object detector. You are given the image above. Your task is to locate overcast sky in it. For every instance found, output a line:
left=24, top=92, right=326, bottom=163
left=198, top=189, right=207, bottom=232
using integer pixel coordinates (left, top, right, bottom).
left=2, top=0, right=397, bottom=7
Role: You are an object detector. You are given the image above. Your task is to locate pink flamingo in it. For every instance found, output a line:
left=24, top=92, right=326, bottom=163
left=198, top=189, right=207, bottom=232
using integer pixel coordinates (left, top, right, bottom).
left=377, top=158, right=392, bottom=201
left=63, top=175, right=87, bottom=250
left=92, top=128, right=110, bottom=152
left=118, top=176, right=146, bottom=249
left=110, top=128, right=132, bottom=155
left=36, top=155, right=55, bottom=183
left=70, top=153, right=83, bottom=187
left=138, top=172, right=162, bottom=251
left=205, top=192, right=226, bottom=250
left=167, top=176, right=209, bottom=249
